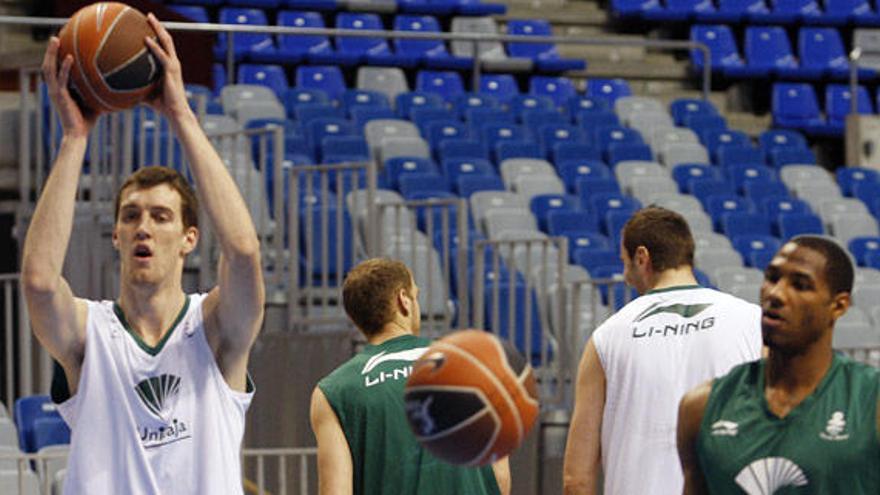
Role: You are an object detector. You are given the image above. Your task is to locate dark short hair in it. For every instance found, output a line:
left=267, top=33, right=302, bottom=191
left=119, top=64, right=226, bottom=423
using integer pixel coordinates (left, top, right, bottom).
left=622, top=206, right=694, bottom=272
left=342, top=258, right=413, bottom=337
left=114, top=166, right=199, bottom=230
left=789, top=235, right=854, bottom=295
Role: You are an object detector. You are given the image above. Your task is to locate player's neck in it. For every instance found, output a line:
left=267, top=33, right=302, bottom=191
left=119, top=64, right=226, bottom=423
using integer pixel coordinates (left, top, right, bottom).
left=764, top=339, right=834, bottom=410
left=118, top=283, right=187, bottom=346
left=648, top=266, right=699, bottom=292
left=368, top=321, right=412, bottom=346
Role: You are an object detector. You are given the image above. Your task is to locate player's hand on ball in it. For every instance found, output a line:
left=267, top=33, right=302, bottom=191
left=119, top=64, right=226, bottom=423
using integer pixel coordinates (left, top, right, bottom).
left=143, top=13, right=191, bottom=122
left=42, top=37, right=98, bottom=139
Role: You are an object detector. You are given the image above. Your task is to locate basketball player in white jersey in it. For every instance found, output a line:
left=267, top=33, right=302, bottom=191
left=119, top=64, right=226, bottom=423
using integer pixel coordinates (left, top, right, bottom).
left=21, top=15, right=263, bottom=494
left=562, top=207, right=762, bottom=495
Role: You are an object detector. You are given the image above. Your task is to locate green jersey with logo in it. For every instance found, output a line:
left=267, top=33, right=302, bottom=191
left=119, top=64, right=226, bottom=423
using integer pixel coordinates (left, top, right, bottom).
left=318, top=334, right=500, bottom=495
left=697, top=354, right=880, bottom=494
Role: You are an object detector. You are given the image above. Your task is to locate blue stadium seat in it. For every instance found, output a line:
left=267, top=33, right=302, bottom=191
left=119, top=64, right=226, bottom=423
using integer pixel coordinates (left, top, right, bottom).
left=823, top=0, right=879, bottom=25
left=284, top=88, right=331, bottom=117
left=706, top=195, right=756, bottom=226
left=769, top=0, right=822, bottom=23
left=212, top=64, right=226, bottom=97
left=568, top=95, right=610, bottom=116
left=521, top=109, right=568, bottom=132
left=607, top=143, right=653, bottom=165
left=481, top=124, right=530, bottom=158
left=287, top=0, right=339, bottom=10
left=798, top=27, right=850, bottom=80
left=330, top=13, right=392, bottom=66
left=552, top=143, right=603, bottom=165
left=412, top=107, right=456, bottom=133
left=853, top=181, right=880, bottom=218
left=768, top=147, right=817, bottom=168
left=611, top=0, right=663, bottom=17
left=558, top=160, right=612, bottom=192
left=454, top=93, right=500, bottom=119
left=671, top=98, right=719, bottom=126
left=849, top=236, right=880, bottom=265
left=296, top=66, right=347, bottom=101
left=215, top=8, right=275, bottom=62
left=649, top=0, right=717, bottom=21
left=565, top=232, right=612, bottom=264
left=505, top=19, right=586, bottom=72
left=426, top=120, right=470, bottom=150
left=732, top=234, right=781, bottom=269
left=772, top=83, right=825, bottom=133
left=714, top=0, right=774, bottom=22
left=867, top=251, right=880, bottom=270
left=576, top=177, right=621, bottom=201
left=825, top=84, right=874, bottom=133
left=594, top=125, right=643, bottom=154
left=350, top=106, right=397, bottom=128
left=837, top=167, right=880, bottom=197
left=463, top=108, right=516, bottom=130
left=477, top=277, right=545, bottom=361
left=547, top=210, right=602, bottom=236
left=396, top=91, right=446, bottom=119
left=237, top=64, right=289, bottom=100
left=274, top=11, right=332, bottom=65
left=743, top=180, right=790, bottom=201
left=529, top=76, right=577, bottom=108
left=588, top=193, right=641, bottom=234
left=169, top=5, right=210, bottom=22
left=720, top=212, right=773, bottom=238
left=342, top=89, right=391, bottom=116
left=394, top=15, right=471, bottom=69
left=688, top=178, right=736, bottom=206
left=399, top=172, right=450, bottom=199
left=384, top=157, right=439, bottom=189
left=744, top=26, right=800, bottom=79
left=32, top=416, right=71, bottom=451
left=715, top=146, right=767, bottom=168
left=457, top=174, right=505, bottom=197
left=777, top=212, right=824, bottom=239
left=586, top=78, right=632, bottom=104
left=690, top=25, right=748, bottom=78
left=726, top=164, right=778, bottom=193
left=682, top=114, right=727, bottom=135
left=300, top=206, right=353, bottom=283
left=574, top=248, right=622, bottom=273
left=496, top=141, right=544, bottom=162
left=575, top=110, right=620, bottom=131
left=321, top=135, right=369, bottom=163
left=762, top=196, right=812, bottom=218
left=702, top=129, right=752, bottom=159
left=228, top=0, right=280, bottom=7
left=672, top=163, right=719, bottom=192
left=760, top=129, right=809, bottom=154
left=480, top=74, right=520, bottom=103
left=14, top=395, right=67, bottom=453
left=443, top=158, right=496, bottom=185
left=295, top=104, right=345, bottom=125
left=416, top=70, right=466, bottom=102
left=438, top=139, right=489, bottom=162
left=306, top=118, right=354, bottom=156
left=510, top=96, right=558, bottom=122
left=531, top=194, right=580, bottom=231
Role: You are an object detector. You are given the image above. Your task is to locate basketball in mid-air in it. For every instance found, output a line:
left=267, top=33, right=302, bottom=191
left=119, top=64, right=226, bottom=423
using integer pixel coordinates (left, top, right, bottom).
left=58, top=2, right=162, bottom=113
left=404, top=330, right=539, bottom=466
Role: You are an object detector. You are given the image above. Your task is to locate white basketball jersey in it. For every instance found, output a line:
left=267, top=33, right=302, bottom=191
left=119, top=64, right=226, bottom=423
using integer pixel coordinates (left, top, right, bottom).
left=591, top=285, right=761, bottom=495
left=57, top=294, right=253, bottom=495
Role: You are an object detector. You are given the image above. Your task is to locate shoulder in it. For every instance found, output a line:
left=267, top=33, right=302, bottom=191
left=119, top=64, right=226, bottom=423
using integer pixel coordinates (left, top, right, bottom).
left=835, top=354, right=880, bottom=384
left=318, top=353, right=366, bottom=395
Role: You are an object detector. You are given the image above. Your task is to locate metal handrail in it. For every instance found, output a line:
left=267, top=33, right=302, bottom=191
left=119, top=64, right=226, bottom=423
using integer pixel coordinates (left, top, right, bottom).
left=0, top=15, right=713, bottom=100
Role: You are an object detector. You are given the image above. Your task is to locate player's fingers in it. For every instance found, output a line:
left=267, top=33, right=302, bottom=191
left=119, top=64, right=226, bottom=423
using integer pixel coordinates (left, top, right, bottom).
left=147, top=13, right=178, bottom=59
left=41, top=37, right=60, bottom=85
left=143, top=36, right=169, bottom=67
left=57, top=55, right=73, bottom=91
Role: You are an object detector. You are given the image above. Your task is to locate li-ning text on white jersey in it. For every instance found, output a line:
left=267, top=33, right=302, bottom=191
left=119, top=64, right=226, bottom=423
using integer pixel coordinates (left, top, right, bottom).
left=57, top=294, right=253, bottom=495
left=591, top=286, right=761, bottom=495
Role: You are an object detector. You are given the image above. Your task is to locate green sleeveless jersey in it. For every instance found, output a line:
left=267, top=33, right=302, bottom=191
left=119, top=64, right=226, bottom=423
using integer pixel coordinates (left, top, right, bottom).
left=318, top=334, right=500, bottom=495
left=697, top=354, right=880, bottom=494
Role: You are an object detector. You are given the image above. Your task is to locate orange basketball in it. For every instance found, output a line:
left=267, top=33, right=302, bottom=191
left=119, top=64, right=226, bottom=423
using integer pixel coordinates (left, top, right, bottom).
left=58, top=2, right=161, bottom=113
left=404, top=330, right=539, bottom=466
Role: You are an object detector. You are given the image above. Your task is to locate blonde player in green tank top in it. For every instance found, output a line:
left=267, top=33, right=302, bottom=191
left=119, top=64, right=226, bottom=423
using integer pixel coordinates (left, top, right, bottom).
left=678, top=236, right=880, bottom=494
left=310, top=258, right=510, bottom=495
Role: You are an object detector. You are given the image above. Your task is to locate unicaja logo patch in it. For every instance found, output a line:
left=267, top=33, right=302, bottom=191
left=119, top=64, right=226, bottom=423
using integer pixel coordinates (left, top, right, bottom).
left=135, top=374, right=181, bottom=421
left=135, top=374, right=191, bottom=449
left=819, top=411, right=849, bottom=441
left=735, top=457, right=808, bottom=494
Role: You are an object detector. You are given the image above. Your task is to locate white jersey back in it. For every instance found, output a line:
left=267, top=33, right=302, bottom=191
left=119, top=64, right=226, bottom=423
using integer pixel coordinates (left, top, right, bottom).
left=57, top=294, right=253, bottom=495
left=592, top=285, right=761, bottom=495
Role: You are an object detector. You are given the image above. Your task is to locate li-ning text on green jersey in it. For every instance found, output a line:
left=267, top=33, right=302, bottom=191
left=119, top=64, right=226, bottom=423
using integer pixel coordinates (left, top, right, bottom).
left=318, top=334, right=500, bottom=495
left=697, top=354, right=880, bottom=494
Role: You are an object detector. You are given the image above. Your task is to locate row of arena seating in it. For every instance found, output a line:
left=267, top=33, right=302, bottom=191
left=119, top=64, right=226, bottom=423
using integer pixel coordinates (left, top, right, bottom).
left=771, top=81, right=879, bottom=135
left=168, top=0, right=505, bottom=16
left=613, top=0, right=880, bottom=26
left=170, top=6, right=583, bottom=73
left=690, top=24, right=875, bottom=80
left=0, top=397, right=69, bottom=495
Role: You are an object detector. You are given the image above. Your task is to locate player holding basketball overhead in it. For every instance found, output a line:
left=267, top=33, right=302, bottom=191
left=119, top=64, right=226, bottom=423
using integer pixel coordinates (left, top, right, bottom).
left=677, top=236, right=880, bottom=494
left=563, top=207, right=763, bottom=495
left=22, top=15, right=263, bottom=494
left=310, top=258, right=510, bottom=495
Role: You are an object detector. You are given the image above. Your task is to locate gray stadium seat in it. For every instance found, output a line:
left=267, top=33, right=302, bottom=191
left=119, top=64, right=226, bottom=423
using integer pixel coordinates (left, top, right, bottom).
left=828, top=213, right=879, bottom=245
left=220, top=84, right=279, bottom=119
left=0, top=418, right=17, bottom=448
left=680, top=211, right=714, bottom=233
left=0, top=470, right=40, bottom=495
left=470, top=191, right=530, bottom=229
left=500, top=158, right=556, bottom=190
left=649, top=128, right=699, bottom=154
left=694, top=231, right=735, bottom=251
left=202, top=115, right=242, bottom=136
left=626, top=175, right=678, bottom=201
left=695, top=248, right=743, bottom=272
left=513, top=175, right=566, bottom=199
left=235, top=101, right=286, bottom=125
left=793, top=183, right=844, bottom=212
left=364, top=120, right=420, bottom=160
left=53, top=469, right=65, bottom=495
left=346, top=188, right=406, bottom=239
left=854, top=29, right=880, bottom=70
left=659, top=142, right=710, bottom=169
left=614, top=160, right=666, bottom=189
left=628, top=113, right=675, bottom=138
left=651, top=193, right=703, bottom=215
left=872, top=306, right=880, bottom=328
left=780, top=164, right=835, bottom=189
left=345, top=0, right=396, bottom=12
left=485, top=209, right=540, bottom=239
left=450, top=17, right=506, bottom=60
left=0, top=445, right=21, bottom=472
left=378, top=136, right=431, bottom=164
left=614, top=96, right=666, bottom=123
left=819, top=198, right=871, bottom=222
left=712, top=266, right=764, bottom=292
left=833, top=307, right=880, bottom=349
left=36, top=445, right=68, bottom=492
left=386, top=244, right=451, bottom=318
left=357, top=67, right=409, bottom=106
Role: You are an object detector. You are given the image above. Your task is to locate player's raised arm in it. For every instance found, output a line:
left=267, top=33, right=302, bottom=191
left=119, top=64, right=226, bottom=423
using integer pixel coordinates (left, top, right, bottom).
left=311, top=387, right=354, bottom=495
left=562, top=339, right=605, bottom=495
left=677, top=381, right=711, bottom=495
left=144, top=14, right=264, bottom=391
left=21, top=37, right=95, bottom=385
left=491, top=457, right=511, bottom=495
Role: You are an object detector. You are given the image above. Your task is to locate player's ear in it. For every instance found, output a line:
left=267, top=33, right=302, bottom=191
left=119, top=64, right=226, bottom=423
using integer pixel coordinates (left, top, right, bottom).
left=830, top=291, right=851, bottom=321
left=635, top=245, right=650, bottom=267
left=112, top=226, right=120, bottom=251
left=398, top=287, right=412, bottom=316
left=181, top=225, right=198, bottom=255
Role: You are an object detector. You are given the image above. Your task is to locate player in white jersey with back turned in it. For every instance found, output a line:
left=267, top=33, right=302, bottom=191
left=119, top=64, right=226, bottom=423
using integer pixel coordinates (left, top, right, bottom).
left=21, top=15, right=264, bottom=494
left=562, top=206, right=762, bottom=495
